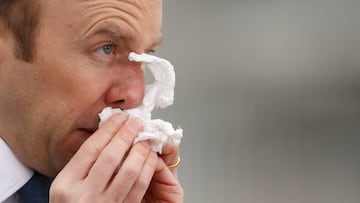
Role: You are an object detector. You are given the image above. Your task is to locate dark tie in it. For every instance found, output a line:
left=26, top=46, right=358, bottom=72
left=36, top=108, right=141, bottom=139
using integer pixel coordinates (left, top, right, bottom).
left=16, top=172, right=53, bottom=203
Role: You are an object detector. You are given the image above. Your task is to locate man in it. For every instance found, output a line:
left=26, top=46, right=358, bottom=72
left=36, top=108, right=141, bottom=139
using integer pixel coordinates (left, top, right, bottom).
left=0, top=0, right=183, bottom=202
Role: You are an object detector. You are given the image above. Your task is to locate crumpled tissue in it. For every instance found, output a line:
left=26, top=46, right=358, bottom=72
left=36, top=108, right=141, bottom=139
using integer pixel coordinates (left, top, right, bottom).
left=98, top=52, right=183, bottom=153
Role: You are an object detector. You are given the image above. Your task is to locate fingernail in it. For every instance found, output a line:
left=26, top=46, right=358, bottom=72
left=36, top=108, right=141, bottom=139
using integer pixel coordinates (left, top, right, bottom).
left=127, top=119, right=142, bottom=134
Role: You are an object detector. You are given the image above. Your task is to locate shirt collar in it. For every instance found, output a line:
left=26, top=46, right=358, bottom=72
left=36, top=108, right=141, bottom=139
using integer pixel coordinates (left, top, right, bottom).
left=0, top=138, right=34, bottom=202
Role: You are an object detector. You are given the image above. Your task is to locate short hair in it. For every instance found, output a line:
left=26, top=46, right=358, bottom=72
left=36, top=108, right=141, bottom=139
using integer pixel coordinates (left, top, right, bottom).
left=0, top=0, right=41, bottom=62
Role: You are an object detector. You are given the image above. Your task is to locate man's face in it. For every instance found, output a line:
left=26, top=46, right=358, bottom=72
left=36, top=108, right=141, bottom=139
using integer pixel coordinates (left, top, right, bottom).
left=0, top=0, right=162, bottom=176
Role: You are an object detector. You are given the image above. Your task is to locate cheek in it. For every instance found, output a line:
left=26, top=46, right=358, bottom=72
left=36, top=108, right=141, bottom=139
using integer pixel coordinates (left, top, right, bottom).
left=34, top=50, right=106, bottom=108
left=25, top=63, right=107, bottom=167
left=48, top=130, right=89, bottom=174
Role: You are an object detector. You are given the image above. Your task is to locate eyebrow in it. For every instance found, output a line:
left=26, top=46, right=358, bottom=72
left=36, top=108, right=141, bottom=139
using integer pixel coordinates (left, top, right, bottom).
left=84, top=24, right=130, bottom=43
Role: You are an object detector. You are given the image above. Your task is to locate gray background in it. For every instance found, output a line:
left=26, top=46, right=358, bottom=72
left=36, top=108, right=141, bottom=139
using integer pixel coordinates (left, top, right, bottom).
left=155, top=0, right=360, bottom=202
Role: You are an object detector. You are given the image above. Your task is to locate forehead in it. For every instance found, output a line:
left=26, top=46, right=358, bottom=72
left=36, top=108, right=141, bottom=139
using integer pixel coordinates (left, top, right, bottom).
left=39, top=0, right=163, bottom=50
left=40, top=0, right=161, bottom=14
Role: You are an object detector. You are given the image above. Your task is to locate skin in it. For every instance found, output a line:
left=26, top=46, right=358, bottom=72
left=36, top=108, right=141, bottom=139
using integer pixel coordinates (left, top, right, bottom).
left=0, top=0, right=182, bottom=202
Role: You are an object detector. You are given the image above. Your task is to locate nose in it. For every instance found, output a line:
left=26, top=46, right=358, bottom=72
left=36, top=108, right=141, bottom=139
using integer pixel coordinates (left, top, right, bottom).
left=105, top=64, right=145, bottom=110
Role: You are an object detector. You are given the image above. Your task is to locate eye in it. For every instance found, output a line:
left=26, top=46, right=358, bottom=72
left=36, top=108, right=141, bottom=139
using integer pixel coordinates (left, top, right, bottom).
left=146, top=49, right=156, bottom=54
left=95, top=43, right=116, bottom=56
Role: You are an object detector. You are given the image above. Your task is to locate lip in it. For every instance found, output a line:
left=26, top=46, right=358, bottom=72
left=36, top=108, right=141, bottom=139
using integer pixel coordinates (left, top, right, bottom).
left=76, top=113, right=100, bottom=137
left=78, top=128, right=97, bottom=136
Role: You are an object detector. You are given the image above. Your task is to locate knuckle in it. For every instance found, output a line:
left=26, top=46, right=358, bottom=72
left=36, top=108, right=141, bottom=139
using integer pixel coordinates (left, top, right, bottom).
left=81, top=143, right=102, bottom=158
left=50, top=180, right=70, bottom=202
left=133, top=142, right=151, bottom=157
left=123, top=168, right=138, bottom=180
left=101, top=152, right=119, bottom=167
left=118, top=134, right=133, bottom=147
left=136, top=178, right=150, bottom=191
left=101, top=126, right=115, bottom=137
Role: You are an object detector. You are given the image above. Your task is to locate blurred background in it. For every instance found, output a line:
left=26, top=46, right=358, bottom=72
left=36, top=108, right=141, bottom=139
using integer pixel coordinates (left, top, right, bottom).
left=154, top=0, right=360, bottom=202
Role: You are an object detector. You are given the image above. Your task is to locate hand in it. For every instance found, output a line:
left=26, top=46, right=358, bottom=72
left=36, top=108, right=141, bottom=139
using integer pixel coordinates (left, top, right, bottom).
left=142, top=142, right=183, bottom=202
left=142, top=156, right=183, bottom=203
left=49, top=113, right=183, bottom=202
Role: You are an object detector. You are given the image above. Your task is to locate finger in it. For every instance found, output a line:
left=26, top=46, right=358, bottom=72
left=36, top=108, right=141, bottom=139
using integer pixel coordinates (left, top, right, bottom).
left=84, top=119, right=143, bottom=191
left=154, top=157, right=181, bottom=185
left=123, top=152, right=157, bottom=203
left=161, top=137, right=178, bottom=153
left=160, top=140, right=180, bottom=174
left=105, top=141, right=152, bottom=201
left=60, top=113, right=127, bottom=180
left=148, top=157, right=183, bottom=201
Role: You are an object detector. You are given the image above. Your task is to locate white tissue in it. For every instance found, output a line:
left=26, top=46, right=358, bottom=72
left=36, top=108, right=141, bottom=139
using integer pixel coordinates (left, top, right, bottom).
left=98, top=52, right=183, bottom=153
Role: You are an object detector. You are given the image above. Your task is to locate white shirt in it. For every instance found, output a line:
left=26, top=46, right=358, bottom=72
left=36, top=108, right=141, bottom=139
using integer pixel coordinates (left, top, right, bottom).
left=0, top=139, right=34, bottom=203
